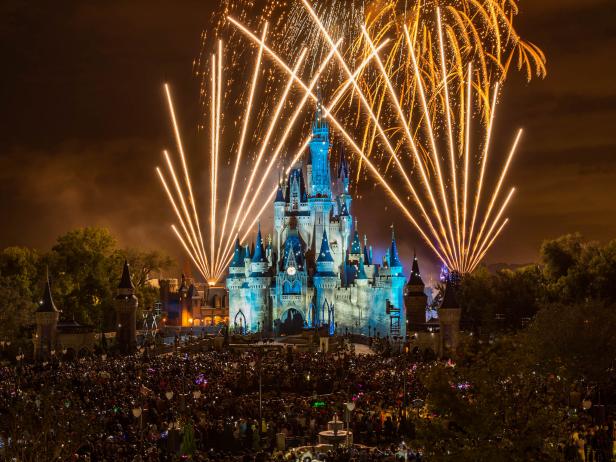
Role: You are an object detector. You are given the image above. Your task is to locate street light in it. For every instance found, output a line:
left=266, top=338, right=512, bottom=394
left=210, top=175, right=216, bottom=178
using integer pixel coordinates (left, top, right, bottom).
left=345, top=401, right=355, bottom=447
left=132, top=406, right=143, bottom=453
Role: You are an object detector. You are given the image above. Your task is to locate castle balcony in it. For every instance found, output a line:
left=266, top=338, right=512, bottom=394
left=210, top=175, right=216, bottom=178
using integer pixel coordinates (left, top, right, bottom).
left=280, top=294, right=304, bottom=305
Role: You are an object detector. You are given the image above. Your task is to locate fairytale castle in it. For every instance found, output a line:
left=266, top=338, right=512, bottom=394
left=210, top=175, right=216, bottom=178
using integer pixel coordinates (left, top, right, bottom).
left=226, top=105, right=407, bottom=337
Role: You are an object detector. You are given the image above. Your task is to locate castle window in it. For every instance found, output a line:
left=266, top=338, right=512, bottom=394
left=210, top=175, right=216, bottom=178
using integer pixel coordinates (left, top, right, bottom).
left=283, top=280, right=302, bottom=295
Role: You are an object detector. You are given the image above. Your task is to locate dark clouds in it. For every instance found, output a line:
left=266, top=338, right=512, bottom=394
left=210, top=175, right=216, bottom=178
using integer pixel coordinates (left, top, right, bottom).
left=0, top=0, right=615, bottom=281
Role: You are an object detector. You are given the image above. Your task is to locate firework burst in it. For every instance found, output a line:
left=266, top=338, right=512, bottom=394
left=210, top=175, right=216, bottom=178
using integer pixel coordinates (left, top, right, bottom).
left=230, top=2, right=526, bottom=273
left=158, top=21, right=387, bottom=283
left=205, top=0, right=544, bottom=182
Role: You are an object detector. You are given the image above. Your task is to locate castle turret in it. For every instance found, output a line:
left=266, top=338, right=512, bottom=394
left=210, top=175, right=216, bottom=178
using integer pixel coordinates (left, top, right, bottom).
left=337, top=143, right=351, bottom=213
left=35, top=271, right=60, bottom=359
left=389, top=229, right=403, bottom=274
left=439, top=283, right=462, bottom=356
left=115, top=260, right=138, bottom=354
left=404, top=253, right=428, bottom=330
left=274, top=181, right=285, bottom=259
left=314, top=229, right=338, bottom=329
left=349, top=229, right=362, bottom=262
left=339, top=202, right=352, bottom=285
left=247, top=224, right=272, bottom=333
left=310, top=98, right=331, bottom=198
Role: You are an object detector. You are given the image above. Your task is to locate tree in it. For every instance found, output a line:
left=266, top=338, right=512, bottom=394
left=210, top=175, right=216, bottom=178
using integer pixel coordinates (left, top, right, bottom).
left=541, top=233, right=584, bottom=281
left=526, top=301, right=616, bottom=390
left=46, top=227, right=176, bottom=330
left=0, top=247, right=42, bottom=342
left=47, top=227, right=119, bottom=328
left=541, top=235, right=616, bottom=304
left=417, top=336, right=567, bottom=461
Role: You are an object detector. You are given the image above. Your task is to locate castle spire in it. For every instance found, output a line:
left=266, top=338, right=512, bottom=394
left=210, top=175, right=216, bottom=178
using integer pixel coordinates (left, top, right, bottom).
left=274, top=181, right=285, bottom=203
left=363, top=236, right=372, bottom=265
left=119, top=260, right=135, bottom=291
left=337, top=142, right=349, bottom=180
left=317, top=228, right=334, bottom=263
left=231, top=238, right=244, bottom=267
left=390, top=226, right=402, bottom=268
left=357, top=254, right=368, bottom=280
left=252, top=223, right=268, bottom=263
left=409, top=252, right=424, bottom=286
left=350, top=229, right=362, bottom=255
left=38, top=268, right=59, bottom=313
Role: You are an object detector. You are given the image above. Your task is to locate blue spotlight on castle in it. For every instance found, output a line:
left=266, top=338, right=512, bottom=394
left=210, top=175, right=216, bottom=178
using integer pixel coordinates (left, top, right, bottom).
left=226, top=104, right=407, bottom=337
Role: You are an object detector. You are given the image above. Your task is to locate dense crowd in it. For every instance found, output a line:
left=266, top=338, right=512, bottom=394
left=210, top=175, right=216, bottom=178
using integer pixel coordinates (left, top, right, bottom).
left=0, top=340, right=427, bottom=461
left=1, top=337, right=614, bottom=461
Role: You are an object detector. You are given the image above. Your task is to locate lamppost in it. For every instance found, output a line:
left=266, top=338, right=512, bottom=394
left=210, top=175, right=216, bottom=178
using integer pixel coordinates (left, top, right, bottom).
left=15, top=351, right=25, bottom=389
left=132, top=405, right=143, bottom=454
left=344, top=401, right=355, bottom=448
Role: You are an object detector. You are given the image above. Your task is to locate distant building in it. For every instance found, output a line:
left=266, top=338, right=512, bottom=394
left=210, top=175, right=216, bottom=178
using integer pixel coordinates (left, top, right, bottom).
left=33, top=271, right=95, bottom=358
left=115, top=260, right=138, bottom=353
left=159, top=274, right=228, bottom=328
left=404, top=255, right=462, bottom=358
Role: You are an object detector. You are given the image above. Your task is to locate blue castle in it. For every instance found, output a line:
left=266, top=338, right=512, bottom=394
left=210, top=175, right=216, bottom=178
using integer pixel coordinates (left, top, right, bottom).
left=227, top=104, right=406, bottom=337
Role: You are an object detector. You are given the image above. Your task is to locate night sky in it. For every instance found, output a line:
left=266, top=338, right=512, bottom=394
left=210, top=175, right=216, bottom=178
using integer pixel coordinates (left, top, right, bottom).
left=1, top=0, right=615, bottom=283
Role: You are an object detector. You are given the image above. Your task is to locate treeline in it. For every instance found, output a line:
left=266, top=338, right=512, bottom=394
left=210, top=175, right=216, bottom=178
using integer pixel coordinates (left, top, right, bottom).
left=0, top=227, right=175, bottom=341
left=417, top=234, right=616, bottom=460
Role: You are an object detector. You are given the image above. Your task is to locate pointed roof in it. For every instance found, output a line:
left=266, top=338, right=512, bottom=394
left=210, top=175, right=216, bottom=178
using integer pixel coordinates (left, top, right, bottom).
left=357, top=254, right=368, bottom=280
left=252, top=224, right=268, bottom=263
left=244, top=244, right=251, bottom=259
left=390, top=228, right=402, bottom=268
left=231, top=239, right=244, bottom=267
left=285, top=242, right=299, bottom=269
left=317, top=229, right=334, bottom=263
left=38, top=270, right=59, bottom=313
left=409, top=252, right=424, bottom=286
left=350, top=230, right=362, bottom=255
left=340, top=202, right=350, bottom=217
left=119, top=260, right=134, bottom=290
left=337, top=143, right=349, bottom=179
left=363, top=242, right=372, bottom=266
left=440, top=282, right=459, bottom=310
left=275, top=182, right=285, bottom=203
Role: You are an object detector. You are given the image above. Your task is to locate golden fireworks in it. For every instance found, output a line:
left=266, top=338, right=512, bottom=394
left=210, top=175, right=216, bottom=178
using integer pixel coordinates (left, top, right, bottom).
left=230, top=2, right=527, bottom=273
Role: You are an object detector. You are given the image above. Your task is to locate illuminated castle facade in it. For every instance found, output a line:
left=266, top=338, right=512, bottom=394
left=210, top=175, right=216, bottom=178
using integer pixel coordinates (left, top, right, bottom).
left=227, top=105, right=406, bottom=337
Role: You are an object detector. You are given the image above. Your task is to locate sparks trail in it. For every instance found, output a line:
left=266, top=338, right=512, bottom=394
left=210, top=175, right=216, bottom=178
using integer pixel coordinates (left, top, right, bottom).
left=237, top=2, right=524, bottom=274
left=158, top=21, right=386, bottom=284
left=205, top=0, right=545, bottom=182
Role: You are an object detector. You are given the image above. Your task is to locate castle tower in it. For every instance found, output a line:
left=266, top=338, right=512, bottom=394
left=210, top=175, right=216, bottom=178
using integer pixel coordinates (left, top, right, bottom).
left=439, top=283, right=462, bottom=356
left=404, top=253, right=428, bottom=330
left=313, top=229, right=338, bottom=328
left=227, top=239, right=246, bottom=331
left=337, top=144, right=351, bottom=213
left=309, top=99, right=334, bottom=251
left=339, top=202, right=352, bottom=285
left=179, top=273, right=191, bottom=326
left=35, top=271, right=60, bottom=359
left=387, top=230, right=407, bottom=337
left=248, top=224, right=272, bottom=333
left=274, top=182, right=285, bottom=259
left=115, top=260, right=138, bottom=354
left=309, top=98, right=331, bottom=198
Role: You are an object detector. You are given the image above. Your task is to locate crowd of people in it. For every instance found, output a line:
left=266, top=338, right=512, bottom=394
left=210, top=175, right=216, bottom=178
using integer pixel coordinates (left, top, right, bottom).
left=0, top=339, right=429, bottom=461
left=0, top=336, right=613, bottom=461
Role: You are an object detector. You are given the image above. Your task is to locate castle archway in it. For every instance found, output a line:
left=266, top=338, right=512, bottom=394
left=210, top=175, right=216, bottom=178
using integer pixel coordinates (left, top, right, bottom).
left=279, top=308, right=304, bottom=335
